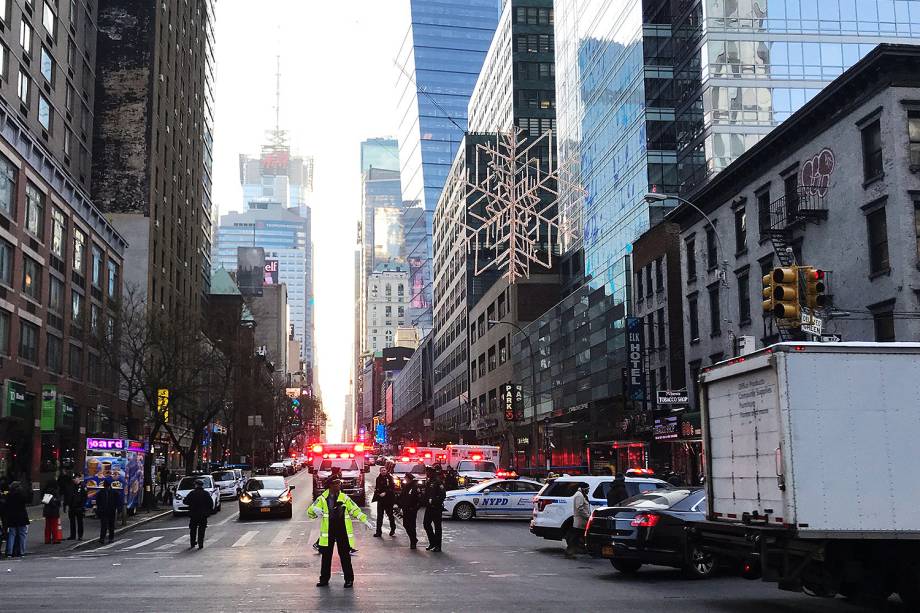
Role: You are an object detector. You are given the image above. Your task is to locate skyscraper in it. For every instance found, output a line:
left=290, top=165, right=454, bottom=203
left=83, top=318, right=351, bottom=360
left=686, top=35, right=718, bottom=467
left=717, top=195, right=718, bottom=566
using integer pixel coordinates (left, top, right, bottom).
left=395, top=0, right=502, bottom=331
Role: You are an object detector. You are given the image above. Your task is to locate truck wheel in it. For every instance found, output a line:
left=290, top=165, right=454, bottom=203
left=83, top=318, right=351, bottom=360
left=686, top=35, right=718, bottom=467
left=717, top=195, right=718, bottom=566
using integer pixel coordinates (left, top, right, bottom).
left=611, top=559, right=642, bottom=574
left=453, top=502, right=475, bottom=521
left=682, top=545, right=715, bottom=579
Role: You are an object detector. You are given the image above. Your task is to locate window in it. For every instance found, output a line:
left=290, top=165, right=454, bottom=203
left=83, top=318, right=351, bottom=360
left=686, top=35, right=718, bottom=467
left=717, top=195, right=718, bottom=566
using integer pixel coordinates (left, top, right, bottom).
left=861, top=119, right=883, bottom=180
left=734, top=207, right=747, bottom=252
left=90, top=303, right=99, bottom=336
left=0, top=239, right=11, bottom=286
left=757, top=190, right=771, bottom=237
left=688, top=295, right=699, bottom=341
left=647, top=312, right=655, bottom=348
left=73, top=228, right=85, bottom=274
left=0, top=43, right=9, bottom=81
left=22, top=256, right=40, bottom=300
left=655, top=258, right=663, bottom=291
left=68, top=343, right=82, bottom=378
left=738, top=272, right=751, bottom=323
left=47, top=333, right=62, bottom=372
left=657, top=308, right=665, bottom=347
left=0, top=0, right=7, bottom=23
left=709, top=285, right=721, bottom=336
left=470, top=360, right=477, bottom=382
left=0, top=154, right=12, bottom=218
left=645, top=266, right=653, bottom=297
left=40, top=46, right=53, bottom=83
left=914, top=196, right=920, bottom=263
left=487, top=346, right=496, bottom=371
left=635, top=270, right=643, bottom=300
left=0, top=310, right=8, bottom=355
left=49, top=275, right=63, bottom=313
left=705, top=227, right=717, bottom=270
left=910, top=110, right=920, bottom=167
left=25, top=183, right=44, bottom=239
left=498, top=336, right=507, bottom=364
left=866, top=207, right=889, bottom=274
left=19, top=320, right=38, bottom=363
left=42, top=3, right=56, bottom=39
left=18, top=69, right=29, bottom=104
left=71, top=290, right=83, bottom=327
left=20, top=20, right=32, bottom=54
left=38, top=95, right=51, bottom=130
left=685, top=238, right=696, bottom=279
left=51, top=208, right=66, bottom=258
left=873, top=308, right=895, bottom=342
left=658, top=366, right=667, bottom=390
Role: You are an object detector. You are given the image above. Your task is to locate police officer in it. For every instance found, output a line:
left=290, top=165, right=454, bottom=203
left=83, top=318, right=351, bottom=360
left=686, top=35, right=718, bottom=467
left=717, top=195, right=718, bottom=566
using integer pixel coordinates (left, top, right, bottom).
left=398, top=472, right=421, bottom=549
left=423, top=465, right=445, bottom=552
left=308, top=478, right=371, bottom=588
left=372, top=463, right=396, bottom=537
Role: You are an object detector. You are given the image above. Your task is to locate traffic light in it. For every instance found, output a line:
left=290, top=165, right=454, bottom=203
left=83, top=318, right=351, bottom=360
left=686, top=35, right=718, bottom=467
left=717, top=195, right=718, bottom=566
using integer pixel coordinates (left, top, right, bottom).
left=762, top=270, right=777, bottom=315
left=802, top=267, right=827, bottom=309
left=771, top=266, right=800, bottom=320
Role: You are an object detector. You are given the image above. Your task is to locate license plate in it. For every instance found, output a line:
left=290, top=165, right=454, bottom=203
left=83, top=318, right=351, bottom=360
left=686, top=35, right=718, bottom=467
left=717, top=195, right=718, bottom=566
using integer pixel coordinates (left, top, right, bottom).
left=260, top=507, right=271, bottom=513
left=602, top=545, right=615, bottom=557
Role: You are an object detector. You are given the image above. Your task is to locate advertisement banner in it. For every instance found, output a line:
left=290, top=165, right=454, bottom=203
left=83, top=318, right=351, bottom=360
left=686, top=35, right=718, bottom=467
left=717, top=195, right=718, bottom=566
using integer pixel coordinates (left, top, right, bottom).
left=501, top=383, right=524, bottom=422
left=40, top=384, right=57, bottom=431
left=626, top=317, right=646, bottom=403
left=264, top=259, right=279, bottom=285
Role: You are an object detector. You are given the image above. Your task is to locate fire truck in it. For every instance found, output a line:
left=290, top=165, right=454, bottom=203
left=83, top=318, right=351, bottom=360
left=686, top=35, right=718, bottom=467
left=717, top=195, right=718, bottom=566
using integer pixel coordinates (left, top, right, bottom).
left=308, top=442, right=370, bottom=506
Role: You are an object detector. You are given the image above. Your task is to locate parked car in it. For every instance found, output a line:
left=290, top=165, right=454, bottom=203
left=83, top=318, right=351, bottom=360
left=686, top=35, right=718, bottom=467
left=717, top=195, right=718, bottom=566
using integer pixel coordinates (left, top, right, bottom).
left=172, top=475, right=221, bottom=516
left=239, top=475, right=295, bottom=519
left=211, top=469, right=241, bottom=499
left=530, top=475, right=670, bottom=540
left=268, top=462, right=289, bottom=476
left=585, top=488, right=712, bottom=578
left=444, top=478, right=543, bottom=520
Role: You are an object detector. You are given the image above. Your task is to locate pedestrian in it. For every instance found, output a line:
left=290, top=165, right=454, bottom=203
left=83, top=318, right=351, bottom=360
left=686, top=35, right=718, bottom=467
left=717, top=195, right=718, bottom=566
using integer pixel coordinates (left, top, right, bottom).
left=0, top=477, right=8, bottom=555
left=308, top=478, right=371, bottom=589
left=57, top=470, right=73, bottom=509
left=565, top=483, right=591, bottom=559
left=398, top=472, right=421, bottom=549
left=606, top=473, right=629, bottom=507
left=67, top=474, right=87, bottom=540
left=3, top=481, right=29, bottom=557
left=184, top=480, right=214, bottom=549
left=42, top=482, right=62, bottom=544
left=372, top=463, right=396, bottom=537
left=423, top=465, right=445, bottom=552
left=95, top=480, right=121, bottom=544
left=157, top=465, right=169, bottom=500
left=444, top=467, right=459, bottom=492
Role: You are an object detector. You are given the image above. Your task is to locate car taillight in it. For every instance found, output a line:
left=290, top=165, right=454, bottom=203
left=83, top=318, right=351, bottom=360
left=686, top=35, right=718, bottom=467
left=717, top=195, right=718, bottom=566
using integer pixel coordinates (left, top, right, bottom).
left=585, top=515, right=594, bottom=535
left=630, top=513, right=660, bottom=528
left=536, top=499, right=554, bottom=512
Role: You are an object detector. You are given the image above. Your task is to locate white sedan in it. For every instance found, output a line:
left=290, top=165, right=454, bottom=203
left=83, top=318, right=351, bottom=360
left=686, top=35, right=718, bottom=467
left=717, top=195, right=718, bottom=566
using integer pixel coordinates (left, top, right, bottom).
left=172, top=475, right=221, bottom=516
left=443, top=478, right=543, bottom=521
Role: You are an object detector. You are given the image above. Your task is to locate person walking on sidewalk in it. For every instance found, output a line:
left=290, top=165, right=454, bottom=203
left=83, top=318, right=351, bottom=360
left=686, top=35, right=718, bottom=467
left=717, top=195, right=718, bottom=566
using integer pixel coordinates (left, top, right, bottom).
left=565, top=483, right=591, bottom=559
left=372, top=463, right=396, bottom=537
left=67, top=475, right=88, bottom=540
left=95, top=480, right=122, bottom=544
left=308, top=478, right=371, bottom=589
left=398, top=473, right=421, bottom=549
left=3, top=481, right=29, bottom=557
left=42, top=482, right=62, bottom=544
left=184, top=480, right=214, bottom=549
left=423, top=466, right=446, bottom=552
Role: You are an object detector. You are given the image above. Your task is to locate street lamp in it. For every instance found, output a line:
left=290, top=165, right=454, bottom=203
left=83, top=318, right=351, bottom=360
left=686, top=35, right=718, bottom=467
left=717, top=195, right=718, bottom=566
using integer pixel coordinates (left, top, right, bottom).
left=644, top=192, right=727, bottom=287
left=488, top=319, right=539, bottom=470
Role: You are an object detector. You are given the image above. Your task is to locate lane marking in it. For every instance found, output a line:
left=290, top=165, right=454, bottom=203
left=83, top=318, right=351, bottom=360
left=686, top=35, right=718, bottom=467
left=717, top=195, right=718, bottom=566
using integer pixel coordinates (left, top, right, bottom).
left=93, top=539, right=128, bottom=551
left=256, top=573, right=301, bottom=577
left=135, top=526, right=188, bottom=533
left=270, top=528, right=292, bottom=546
left=160, top=574, right=203, bottom=578
left=56, top=576, right=95, bottom=579
left=216, top=511, right=239, bottom=526
left=122, top=536, right=163, bottom=550
left=232, top=530, right=259, bottom=547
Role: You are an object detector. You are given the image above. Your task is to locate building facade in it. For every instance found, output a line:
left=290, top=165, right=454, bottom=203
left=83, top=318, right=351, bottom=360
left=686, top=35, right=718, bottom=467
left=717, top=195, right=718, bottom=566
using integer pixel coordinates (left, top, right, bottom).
left=365, top=264, right=410, bottom=354
left=395, top=0, right=502, bottom=331
left=391, top=330, right=434, bottom=444
left=93, top=0, right=216, bottom=323
left=675, top=44, right=920, bottom=409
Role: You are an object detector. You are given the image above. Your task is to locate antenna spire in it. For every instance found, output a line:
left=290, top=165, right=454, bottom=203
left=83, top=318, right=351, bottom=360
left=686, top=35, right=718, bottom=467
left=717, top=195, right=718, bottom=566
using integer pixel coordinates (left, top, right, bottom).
left=274, top=54, right=281, bottom=140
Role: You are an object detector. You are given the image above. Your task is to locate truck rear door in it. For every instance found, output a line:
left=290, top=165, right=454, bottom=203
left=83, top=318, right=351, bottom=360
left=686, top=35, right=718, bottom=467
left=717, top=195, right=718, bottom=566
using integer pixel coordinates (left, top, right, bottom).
left=702, top=353, right=785, bottom=522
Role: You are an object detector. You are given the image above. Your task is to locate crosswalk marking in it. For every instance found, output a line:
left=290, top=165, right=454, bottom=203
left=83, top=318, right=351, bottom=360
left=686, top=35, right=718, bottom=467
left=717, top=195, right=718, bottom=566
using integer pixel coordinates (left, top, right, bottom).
left=122, top=536, right=163, bottom=550
left=172, top=533, right=190, bottom=544
left=155, top=543, right=175, bottom=550
left=93, top=539, right=128, bottom=551
left=270, top=528, right=292, bottom=546
left=232, top=530, right=258, bottom=548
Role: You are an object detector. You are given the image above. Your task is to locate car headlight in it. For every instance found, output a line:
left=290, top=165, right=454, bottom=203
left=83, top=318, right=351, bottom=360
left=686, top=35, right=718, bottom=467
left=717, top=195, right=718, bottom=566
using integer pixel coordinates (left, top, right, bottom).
left=239, top=494, right=252, bottom=504
left=174, top=493, right=184, bottom=501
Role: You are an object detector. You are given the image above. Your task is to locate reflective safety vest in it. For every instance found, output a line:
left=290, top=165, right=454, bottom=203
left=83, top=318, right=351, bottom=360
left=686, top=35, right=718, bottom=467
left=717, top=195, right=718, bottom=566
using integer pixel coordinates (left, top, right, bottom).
left=307, top=490, right=367, bottom=548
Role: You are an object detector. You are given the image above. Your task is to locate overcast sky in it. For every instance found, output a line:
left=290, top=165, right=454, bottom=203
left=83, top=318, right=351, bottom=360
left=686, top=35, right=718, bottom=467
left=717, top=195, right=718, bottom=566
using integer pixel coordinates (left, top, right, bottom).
left=212, top=1, right=410, bottom=441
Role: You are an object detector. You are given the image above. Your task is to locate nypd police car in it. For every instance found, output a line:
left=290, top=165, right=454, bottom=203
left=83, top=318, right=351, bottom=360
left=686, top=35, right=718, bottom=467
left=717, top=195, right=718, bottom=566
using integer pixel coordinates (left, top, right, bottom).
left=443, top=478, right=543, bottom=521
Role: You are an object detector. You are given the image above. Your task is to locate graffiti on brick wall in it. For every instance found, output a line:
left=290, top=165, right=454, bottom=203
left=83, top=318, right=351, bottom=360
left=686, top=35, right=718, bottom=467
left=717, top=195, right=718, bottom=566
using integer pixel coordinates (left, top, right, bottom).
left=800, top=148, right=835, bottom=198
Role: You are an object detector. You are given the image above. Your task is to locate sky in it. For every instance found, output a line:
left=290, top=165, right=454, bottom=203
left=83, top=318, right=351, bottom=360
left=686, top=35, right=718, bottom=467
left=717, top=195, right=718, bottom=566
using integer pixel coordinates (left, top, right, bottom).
left=211, top=1, right=410, bottom=441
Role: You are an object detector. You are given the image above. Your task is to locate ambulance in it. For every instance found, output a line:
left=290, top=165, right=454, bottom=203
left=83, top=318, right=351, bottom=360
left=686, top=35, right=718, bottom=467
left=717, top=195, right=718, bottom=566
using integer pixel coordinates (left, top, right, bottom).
left=308, top=442, right=370, bottom=506
left=446, top=444, right=500, bottom=486
left=400, top=446, right=447, bottom=466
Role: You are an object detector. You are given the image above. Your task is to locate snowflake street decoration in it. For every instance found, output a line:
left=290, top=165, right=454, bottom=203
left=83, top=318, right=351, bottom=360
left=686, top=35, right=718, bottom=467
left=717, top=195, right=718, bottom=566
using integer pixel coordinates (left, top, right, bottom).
left=462, top=128, right=569, bottom=284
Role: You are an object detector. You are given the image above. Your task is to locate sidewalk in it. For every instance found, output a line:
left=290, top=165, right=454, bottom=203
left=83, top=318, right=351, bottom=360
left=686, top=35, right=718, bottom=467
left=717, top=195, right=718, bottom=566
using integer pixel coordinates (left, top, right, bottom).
left=8, top=504, right=172, bottom=558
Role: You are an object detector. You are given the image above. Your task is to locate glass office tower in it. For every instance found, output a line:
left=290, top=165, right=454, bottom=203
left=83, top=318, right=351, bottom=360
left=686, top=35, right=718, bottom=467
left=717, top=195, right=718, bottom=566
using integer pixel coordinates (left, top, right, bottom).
left=395, top=0, right=502, bottom=331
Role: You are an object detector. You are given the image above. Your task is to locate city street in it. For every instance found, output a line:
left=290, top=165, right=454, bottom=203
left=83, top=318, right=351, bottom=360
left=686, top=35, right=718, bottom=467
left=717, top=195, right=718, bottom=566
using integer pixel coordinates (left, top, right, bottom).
left=0, top=469, right=897, bottom=611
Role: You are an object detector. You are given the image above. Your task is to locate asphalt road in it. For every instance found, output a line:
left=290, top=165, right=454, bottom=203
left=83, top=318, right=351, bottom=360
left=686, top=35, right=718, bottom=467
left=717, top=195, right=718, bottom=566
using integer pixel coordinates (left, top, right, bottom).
left=0, top=468, right=900, bottom=612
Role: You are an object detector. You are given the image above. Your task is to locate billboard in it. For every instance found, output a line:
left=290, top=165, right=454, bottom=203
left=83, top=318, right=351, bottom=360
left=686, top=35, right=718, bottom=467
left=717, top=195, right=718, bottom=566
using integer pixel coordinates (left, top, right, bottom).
left=264, top=259, right=279, bottom=285
left=237, top=247, right=265, bottom=296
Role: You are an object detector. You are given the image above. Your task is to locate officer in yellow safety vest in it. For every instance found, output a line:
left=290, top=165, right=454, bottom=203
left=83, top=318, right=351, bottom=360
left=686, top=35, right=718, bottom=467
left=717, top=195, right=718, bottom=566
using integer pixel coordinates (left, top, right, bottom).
left=307, top=478, right=371, bottom=588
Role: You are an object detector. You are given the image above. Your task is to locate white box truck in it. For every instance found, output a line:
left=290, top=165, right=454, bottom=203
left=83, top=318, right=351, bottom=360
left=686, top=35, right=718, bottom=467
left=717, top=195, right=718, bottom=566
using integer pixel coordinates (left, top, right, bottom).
left=691, top=342, right=920, bottom=605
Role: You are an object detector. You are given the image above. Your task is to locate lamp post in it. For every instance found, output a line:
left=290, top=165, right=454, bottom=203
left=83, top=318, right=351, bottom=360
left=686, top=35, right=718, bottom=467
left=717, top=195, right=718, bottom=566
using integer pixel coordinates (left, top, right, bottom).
left=488, top=319, right=539, bottom=471
left=644, top=192, right=728, bottom=288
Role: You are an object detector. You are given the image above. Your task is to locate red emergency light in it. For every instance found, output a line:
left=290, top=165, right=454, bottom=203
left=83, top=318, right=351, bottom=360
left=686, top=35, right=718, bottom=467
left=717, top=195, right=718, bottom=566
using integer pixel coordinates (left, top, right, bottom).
left=401, top=456, right=410, bottom=462
left=423, top=453, right=432, bottom=459
left=471, top=453, right=482, bottom=461
left=407, top=447, right=417, bottom=454
left=312, top=444, right=323, bottom=454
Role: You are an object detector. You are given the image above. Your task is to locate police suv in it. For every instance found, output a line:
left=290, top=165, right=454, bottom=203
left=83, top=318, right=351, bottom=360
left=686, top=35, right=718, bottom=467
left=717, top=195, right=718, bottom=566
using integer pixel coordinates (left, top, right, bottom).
left=443, top=478, right=543, bottom=521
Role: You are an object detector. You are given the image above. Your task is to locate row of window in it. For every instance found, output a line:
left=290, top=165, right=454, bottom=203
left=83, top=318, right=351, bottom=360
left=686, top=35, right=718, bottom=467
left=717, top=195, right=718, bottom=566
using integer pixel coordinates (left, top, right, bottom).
left=515, top=33, right=553, bottom=54
left=514, top=6, right=553, bottom=26
left=470, top=335, right=511, bottom=383
left=634, top=257, right=665, bottom=300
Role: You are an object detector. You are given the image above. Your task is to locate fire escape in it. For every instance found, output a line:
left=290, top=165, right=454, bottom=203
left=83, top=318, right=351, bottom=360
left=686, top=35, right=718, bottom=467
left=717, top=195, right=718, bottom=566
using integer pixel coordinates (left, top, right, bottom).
left=763, top=186, right=828, bottom=341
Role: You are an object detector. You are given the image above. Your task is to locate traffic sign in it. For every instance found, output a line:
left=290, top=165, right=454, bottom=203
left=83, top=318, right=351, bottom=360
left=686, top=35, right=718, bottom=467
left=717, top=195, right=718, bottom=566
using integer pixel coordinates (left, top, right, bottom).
left=820, top=334, right=841, bottom=342
left=800, top=308, right=823, bottom=336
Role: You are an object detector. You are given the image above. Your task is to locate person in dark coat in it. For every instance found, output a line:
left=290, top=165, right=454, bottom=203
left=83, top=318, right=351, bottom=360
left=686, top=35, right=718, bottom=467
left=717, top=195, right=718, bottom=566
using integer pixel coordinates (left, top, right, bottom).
left=57, top=471, right=74, bottom=510
left=3, top=481, right=30, bottom=557
left=423, top=466, right=445, bottom=552
left=606, top=474, right=630, bottom=507
left=443, top=468, right=459, bottom=492
left=372, top=464, right=396, bottom=537
left=398, top=473, right=421, bottom=549
left=95, top=480, right=122, bottom=544
left=67, top=474, right=88, bottom=540
left=184, top=480, right=214, bottom=549
left=42, top=482, right=62, bottom=544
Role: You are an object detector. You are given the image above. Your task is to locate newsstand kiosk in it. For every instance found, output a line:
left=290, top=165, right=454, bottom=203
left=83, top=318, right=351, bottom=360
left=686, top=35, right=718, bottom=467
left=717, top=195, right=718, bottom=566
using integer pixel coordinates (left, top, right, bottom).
left=83, top=438, right=146, bottom=514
